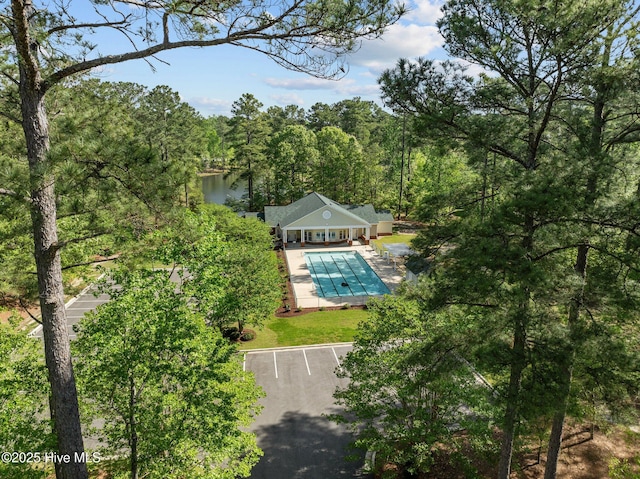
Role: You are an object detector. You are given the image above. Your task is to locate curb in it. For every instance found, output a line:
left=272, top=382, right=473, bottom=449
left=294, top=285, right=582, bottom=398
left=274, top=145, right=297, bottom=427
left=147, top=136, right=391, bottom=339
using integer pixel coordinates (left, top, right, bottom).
left=28, top=274, right=104, bottom=338
left=240, top=341, right=353, bottom=353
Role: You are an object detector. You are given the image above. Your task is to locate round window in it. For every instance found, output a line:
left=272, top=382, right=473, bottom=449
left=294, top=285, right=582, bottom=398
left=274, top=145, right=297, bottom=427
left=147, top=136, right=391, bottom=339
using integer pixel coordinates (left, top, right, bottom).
left=322, top=210, right=332, bottom=219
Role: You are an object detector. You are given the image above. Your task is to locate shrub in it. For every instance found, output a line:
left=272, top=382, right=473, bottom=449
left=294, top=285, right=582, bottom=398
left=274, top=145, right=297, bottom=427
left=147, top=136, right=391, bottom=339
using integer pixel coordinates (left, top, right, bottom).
left=222, top=326, right=239, bottom=340
left=341, top=303, right=351, bottom=310
left=241, top=332, right=255, bottom=341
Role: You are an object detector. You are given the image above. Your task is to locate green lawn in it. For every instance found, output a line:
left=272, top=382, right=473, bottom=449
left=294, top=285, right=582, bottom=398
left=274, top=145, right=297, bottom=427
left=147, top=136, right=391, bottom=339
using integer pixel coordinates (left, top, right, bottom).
left=237, top=308, right=369, bottom=350
left=372, top=233, right=417, bottom=249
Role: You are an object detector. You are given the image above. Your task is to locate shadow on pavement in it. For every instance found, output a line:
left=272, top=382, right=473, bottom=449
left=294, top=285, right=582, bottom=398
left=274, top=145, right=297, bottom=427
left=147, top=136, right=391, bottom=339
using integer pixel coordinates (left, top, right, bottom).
left=251, top=409, right=366, bottom=479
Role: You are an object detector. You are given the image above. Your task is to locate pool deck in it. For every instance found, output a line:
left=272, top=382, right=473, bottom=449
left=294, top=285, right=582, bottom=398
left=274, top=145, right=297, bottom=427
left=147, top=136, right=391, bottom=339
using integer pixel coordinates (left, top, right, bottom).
left=283, top=243, right=405, bottom=309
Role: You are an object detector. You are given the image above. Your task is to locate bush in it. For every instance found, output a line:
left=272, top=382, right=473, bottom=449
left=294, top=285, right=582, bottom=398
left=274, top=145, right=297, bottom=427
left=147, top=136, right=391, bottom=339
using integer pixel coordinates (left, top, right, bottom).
left=341, top=303, right=351, bottom=310
left=609, top=457, right=640, bottom=479
left=222, top=326, right=239, bottom=340
left=241, top=331, right=255, bottom=341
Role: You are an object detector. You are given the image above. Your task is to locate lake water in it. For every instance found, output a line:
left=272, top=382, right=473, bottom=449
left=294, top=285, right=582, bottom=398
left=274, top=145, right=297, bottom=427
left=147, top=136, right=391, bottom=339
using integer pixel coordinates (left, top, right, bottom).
left=201, top=172, right=247, bottom=205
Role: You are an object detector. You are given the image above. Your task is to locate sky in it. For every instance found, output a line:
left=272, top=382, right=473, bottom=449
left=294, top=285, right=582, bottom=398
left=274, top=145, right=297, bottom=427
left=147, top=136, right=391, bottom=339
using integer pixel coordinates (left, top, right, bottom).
left=85, top=0, right=448, bottom=117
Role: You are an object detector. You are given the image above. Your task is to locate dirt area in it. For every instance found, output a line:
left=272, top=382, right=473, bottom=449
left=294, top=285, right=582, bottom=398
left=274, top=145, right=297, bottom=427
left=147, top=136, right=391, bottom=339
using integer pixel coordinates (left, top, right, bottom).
left=275, top=302, right=367, bottom=317
left=0, top=296, right=39, bottom=328
left=374, top=424, right=640, bottom=478
left=517, top=425, right=640, bottom=479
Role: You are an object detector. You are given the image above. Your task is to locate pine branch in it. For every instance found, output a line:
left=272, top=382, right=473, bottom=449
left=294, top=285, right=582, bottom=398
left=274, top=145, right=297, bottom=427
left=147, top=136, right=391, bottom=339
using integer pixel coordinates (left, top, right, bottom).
left=60, top=255, right=120, bottom=272
left=0, top=187, right=32, bottom=203
left=530, top=244, right=589, bottom=262
left=18, top=296, right=41, bottom=324
left=54, top=231, right=109, bottom=251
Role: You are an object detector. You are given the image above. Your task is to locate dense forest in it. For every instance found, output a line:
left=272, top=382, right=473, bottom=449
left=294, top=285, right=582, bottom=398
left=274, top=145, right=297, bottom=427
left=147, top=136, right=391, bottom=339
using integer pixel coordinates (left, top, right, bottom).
left=1, top=80, right=453, bottom=302
left=204, top=93, right=452, bottom=215
left=333, top=1, right=640, bottom=478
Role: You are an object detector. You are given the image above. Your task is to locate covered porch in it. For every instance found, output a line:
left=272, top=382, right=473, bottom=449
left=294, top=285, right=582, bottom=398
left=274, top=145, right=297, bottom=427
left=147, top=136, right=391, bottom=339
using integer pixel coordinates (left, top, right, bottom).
left=282, top=226, right=370, bottom=247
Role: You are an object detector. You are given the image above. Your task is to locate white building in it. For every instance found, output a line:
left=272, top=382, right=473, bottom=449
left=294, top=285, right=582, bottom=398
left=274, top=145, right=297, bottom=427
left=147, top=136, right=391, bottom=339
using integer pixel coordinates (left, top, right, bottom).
left=265, top=192, right=394, bottom=247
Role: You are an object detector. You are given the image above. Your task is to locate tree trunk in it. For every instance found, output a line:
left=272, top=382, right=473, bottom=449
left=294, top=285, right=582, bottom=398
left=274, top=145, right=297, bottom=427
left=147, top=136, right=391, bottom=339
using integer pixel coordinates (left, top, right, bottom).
left=397, top=114, right=406, bottom=220
left=497, top=311, right=527, bottom=479
left=545, top=31, right=609, bottom=474
left=498, top=207, right=536, bottom=479
left=247, top=157, right=254, bottom=211
left=129, top=376, right=138, bottom=479
left=14, top=4, right=88, bottom=473
left=544, top=378, right=570, bottom=479
left=544, top=243, right=589, bottom=479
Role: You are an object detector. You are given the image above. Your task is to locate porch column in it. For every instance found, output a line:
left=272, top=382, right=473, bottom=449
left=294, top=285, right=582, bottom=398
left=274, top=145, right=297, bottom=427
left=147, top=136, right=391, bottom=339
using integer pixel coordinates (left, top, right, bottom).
left=282, top=228, right=288, bottom=246
left=300, top=228, right=305, bottom=247
left=348, top=227, right=353, bottom=246
left=325, top=227, right=330, bottom=246
left=364, top=227, right=370, bottom=245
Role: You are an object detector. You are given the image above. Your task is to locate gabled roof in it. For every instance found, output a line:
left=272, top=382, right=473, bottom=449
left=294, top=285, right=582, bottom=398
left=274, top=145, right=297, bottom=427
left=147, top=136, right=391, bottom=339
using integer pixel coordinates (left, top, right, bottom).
left=264, top=192, right=382, bottom=228
left=376, top=210, right=395, bottom=222
left=265, top=192, right=334, bottom=227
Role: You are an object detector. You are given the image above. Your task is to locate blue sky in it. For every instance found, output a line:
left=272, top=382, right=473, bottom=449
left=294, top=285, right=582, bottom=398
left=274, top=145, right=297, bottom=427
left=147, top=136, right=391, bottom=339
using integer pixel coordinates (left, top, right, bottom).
left=86, top=0, right=448, bottom=117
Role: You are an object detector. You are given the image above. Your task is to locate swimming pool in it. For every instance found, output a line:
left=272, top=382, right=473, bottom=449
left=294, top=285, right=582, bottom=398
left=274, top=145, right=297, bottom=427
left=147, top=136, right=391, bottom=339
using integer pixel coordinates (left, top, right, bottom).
left=304, top=251, right=391, bottom=298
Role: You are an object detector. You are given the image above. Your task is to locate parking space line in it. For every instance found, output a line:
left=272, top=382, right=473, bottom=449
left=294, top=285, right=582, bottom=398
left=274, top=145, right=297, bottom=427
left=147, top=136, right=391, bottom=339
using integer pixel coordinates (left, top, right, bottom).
left=273, top=351, right=278, bottom=379
left=332, top=347, right=343, bottom=372
left=302, top=349, right=311, bottom=375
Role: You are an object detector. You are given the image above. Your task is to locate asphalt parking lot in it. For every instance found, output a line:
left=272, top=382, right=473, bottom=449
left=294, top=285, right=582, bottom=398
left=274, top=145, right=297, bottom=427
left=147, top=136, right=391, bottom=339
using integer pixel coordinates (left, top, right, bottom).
left=29, top=285, right=110, bottom=340
left=244, top=344, right=366, bottom=479
left=30, top=280, right=365, bottom=478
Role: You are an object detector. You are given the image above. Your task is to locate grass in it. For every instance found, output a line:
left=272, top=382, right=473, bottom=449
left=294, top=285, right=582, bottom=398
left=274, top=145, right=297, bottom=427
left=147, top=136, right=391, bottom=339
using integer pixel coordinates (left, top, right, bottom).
left=372, top=233, right=417, bottom=249
left=237, top=308, right=369, bottom=350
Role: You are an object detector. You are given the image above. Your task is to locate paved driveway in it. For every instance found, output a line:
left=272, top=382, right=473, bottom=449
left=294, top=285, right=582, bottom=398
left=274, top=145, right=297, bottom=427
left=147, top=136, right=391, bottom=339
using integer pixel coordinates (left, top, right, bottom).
left=29, top=280, right=365, bottom=478
left=244, top=344, right=366, bottom=479
left=29, top=284, right=110, bottom=340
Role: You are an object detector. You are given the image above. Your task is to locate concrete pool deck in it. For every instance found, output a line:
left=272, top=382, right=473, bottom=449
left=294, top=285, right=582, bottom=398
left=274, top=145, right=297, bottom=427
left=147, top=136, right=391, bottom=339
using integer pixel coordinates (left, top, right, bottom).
left=283, top=243, right=404, bottom=308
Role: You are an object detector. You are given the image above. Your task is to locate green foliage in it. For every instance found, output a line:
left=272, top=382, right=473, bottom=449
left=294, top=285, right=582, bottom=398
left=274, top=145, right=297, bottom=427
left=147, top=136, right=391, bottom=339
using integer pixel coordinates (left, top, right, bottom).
left=267, top=124, right=318, bottom=204
left=0, top=79, right=206, bottom=303
left=211, top=96, right=412, bottom=210
left=144, top=205, right=281, bottom=334
left=229, top=94, right=271, bottom=211
left=315, top=126, right=365, bottom=203
left=408, top=147, right=479, bottom=222
left=134, top=85, right=207, bottom=207
left=332, top=296, right=492, bottom=476
left=378, top=1, right=640, bottom=477
left=73, top=270, right=264, bottom=479
left=609, top=457, right=640, bottom=479
left=0, top=320, right=55, bottom=479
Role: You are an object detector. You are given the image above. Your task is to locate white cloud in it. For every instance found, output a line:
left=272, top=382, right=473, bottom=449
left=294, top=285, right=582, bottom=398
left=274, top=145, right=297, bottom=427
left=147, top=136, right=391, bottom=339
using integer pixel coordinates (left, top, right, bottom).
left=350, top=23, right=443, bottom=73
left=405, top=0, right=444, bottom=23
left=263, top=76, right=380, bottom=98
left=187, top=97, right=233, bottom=115
left=263, top=77, right=340, bottom=91
left=456, top=59, right=494, bottom=78
left=270, top=93, right=305, bottom=106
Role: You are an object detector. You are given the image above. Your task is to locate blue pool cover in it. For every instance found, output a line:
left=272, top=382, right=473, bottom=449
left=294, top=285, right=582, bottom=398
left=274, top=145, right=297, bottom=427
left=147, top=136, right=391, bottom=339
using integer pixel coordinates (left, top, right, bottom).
left=304, top=251, right=391, bottom=298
